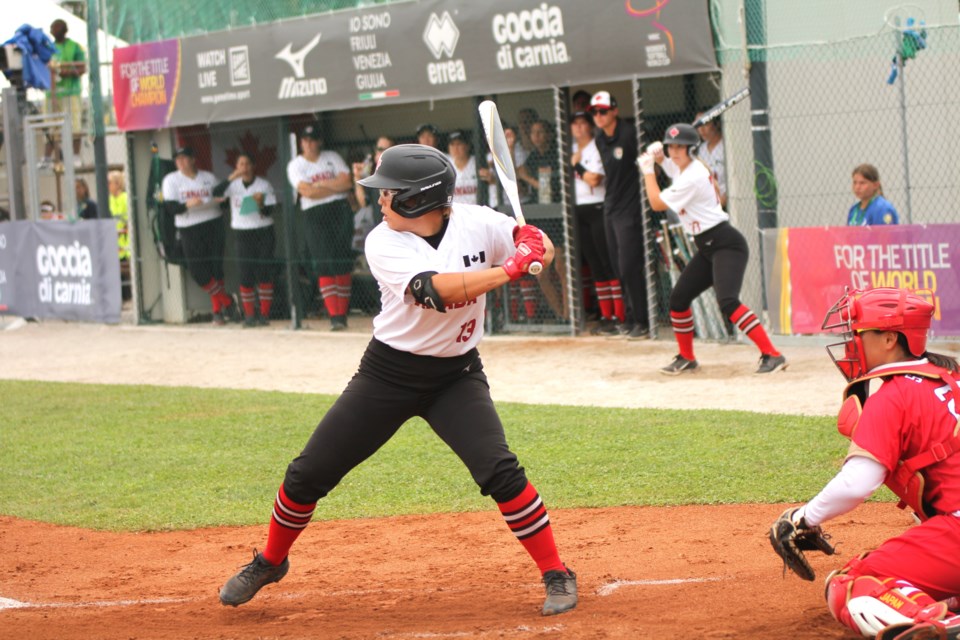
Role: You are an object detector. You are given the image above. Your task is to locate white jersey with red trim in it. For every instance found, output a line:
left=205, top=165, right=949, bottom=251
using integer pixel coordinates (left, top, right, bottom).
left=659, top=158, right=729, bottom=236
left=365, top=203, right=516, bottom=357
left=223, top=176, right=277, bottom=230
left=161, top=169, right=222, bottom=228
left=286, top=151, right=349, bottom=209
left=452, top=155, right=480, bottom=205
left=573, top=139, right=605, bottom=205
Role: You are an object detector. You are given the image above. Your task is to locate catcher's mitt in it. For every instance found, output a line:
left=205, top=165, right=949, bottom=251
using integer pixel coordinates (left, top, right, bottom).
left=769, top=507, right=836, bottom=581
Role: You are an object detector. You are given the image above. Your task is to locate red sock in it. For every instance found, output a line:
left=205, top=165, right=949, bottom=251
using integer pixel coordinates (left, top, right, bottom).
left=596, top=280, right=614, bottom=319
left=239, top=285, right=256, bottom=318
left=202, top=278, right=223, bottom=313
left=258, top=283, right=274, bottom=318
left=520, top=280, right=537, bottom=318
left=334, top=274, right=352, bottom=316
left=610, top=280, right=625, bottom=322
left=262, top=484, right=316, bottom=566
left=318, top=276, right=338, bottom=318
left=496, top=482, right=565, bottom=575
left=215, top=280, right=233, bottom=310
left=730, top=305, right=780, bottom=356
left=670, top=309, right=696, bottom=360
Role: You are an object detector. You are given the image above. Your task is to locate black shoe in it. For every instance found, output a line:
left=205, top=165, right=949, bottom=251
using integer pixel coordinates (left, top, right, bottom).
left=258, top=315, right=270, bottom=326
left=660, top=354, right=700, bottom=375
left=243, top=316, right=258, bottom=328
left=542, top=567, right=577, bottom=616
left=626, top=324, right=650, bottom=340
left=219, top=551, right=289, bottom=607
left=330, top=315, right=348, bottom=331
left=606, top=322, right=633, bottom=339
left=590, top=318, right=618, bottom=336
left=211, top=312, right=226, bottom=326
left=755, top=353, right=788, bottom=374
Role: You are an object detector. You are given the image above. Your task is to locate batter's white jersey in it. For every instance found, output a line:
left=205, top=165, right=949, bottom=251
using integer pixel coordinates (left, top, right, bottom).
left=286, top=151, right=349, bottom=210
left=659, top=158, right=729, bottom=236
left=452, top=155, right=480, bottom=205
left=365, top=203, right=516, bottom=357
left=161, top=169, right=222, bottom=228
left=573, top=139, right=605, bottom=205
left=222, top=176, right=277, bottom=230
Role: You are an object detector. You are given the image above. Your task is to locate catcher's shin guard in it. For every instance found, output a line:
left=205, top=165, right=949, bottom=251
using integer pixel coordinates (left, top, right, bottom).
left=825, top=568, right=948, bottom=637
left=876, top=614, right=960, bottom=640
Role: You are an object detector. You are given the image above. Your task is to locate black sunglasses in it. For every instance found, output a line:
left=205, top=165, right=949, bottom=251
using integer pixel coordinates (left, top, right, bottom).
left=592, top=108, right=611, bottom=116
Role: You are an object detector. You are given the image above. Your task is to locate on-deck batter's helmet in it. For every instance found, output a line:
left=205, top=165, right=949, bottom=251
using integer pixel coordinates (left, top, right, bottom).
left=358, top=144, right=455, bottom=218
left=821, top=287, right=935, bottom=381
left=663, top=123, right=700, bottom=152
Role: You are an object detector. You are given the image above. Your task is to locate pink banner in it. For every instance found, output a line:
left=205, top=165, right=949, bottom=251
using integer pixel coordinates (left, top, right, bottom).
left=772, top=225, right=960, bottom=336
left=112, top=40, right=181, bottom=131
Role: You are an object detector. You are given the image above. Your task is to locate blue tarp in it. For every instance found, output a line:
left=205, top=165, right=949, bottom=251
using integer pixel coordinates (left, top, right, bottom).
left=3, top=24, right=56, bottom=90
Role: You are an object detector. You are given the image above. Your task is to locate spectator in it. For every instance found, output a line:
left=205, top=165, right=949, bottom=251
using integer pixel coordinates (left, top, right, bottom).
left=75, top=178, right=97, bottom=220
left=570, top=111, right=623, bottom=335
left=215, top=152, right=278, bottom=327
left=517, top=107, right=539, bottom=154
left=108, top=170, right=131, bottom=300
left=447, top=130, right=480, bottom=205
left=641, top=124, right=786, bottom=374
left=479, top=123, right=529, bottom=208
left=161, top=146, right=238, bottom=325
left=570, top=89, right=592, bottom=113
left=695, top=115, right=727, bottom=210
left=589, top=90, right=649, bottom=339
left=352, top=136, right=394, bottom=253
left=286, top=124, right=354, bottom=331
left=39, top=200, right=59, bottom=221
left=416, top=123, right=440, bottom=150
left=847, top=164, right=899, bottom=226
left=44, top=19, right=86, bottom=168
left=517, top=119, right=560, bottom=204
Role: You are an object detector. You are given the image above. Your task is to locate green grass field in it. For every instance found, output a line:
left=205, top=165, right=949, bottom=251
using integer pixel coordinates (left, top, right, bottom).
left=0, top=379, right=859, bottom=532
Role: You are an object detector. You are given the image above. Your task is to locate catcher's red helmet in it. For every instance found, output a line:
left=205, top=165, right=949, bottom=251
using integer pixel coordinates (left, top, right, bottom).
left=821, top=287, right=935, bottom=381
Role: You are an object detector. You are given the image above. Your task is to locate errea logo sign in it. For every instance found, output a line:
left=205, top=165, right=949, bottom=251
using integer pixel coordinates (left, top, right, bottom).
left=422, top=12, right=466, bottom=85
left=275, top=34, right=328, bottom=99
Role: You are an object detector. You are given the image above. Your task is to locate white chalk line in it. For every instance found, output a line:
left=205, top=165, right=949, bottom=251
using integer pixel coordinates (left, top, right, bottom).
left=0, top=595, right=192, bottom=611
left=596, top=576, right=724, bottom=596
left=375, top=625, right=565, bottom=638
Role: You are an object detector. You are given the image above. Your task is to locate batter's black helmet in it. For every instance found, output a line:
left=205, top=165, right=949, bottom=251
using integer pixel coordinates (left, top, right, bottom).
left=663, top=123, right=700, bottom=149
left=358, top=144, right=455, bottom=218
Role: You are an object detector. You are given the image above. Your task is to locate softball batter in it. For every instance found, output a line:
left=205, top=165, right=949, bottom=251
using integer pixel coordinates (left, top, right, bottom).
left=769, top=287, right=960, bottom=640
left=219, top=144, right=578, bottom=616
left=640, top=124, right=786, bottom=375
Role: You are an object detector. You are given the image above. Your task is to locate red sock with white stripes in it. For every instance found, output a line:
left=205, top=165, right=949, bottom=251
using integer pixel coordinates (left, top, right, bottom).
left=496, top=482, right=566, bottom=575
left=610, top=280, right=625, bottom=322
left=520, top=280, right=537, bottom=318
left=262, top=484, right=316, bottom=566
left=258, top=283, right=274, bottom=318
left=334, top=273, right=352, bottom=316
left=318, top=276, right=338, bottom=318
left=729, top=305, right=780, bottom=356
left=239, top=285, right=256, bottom=319
left=595, top=280, right=614, bottom=319
left=670, top=309, right=696, bottom=360
left=202, top=278, right=223, bottom=313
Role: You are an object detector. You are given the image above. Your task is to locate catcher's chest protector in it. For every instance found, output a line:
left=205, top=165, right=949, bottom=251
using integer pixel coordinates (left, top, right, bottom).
left=839, top=363, right=960, bottom=522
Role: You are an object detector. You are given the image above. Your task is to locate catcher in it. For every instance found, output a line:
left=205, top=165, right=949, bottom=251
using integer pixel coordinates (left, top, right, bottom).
left=769, top=287, right=960, bottom=640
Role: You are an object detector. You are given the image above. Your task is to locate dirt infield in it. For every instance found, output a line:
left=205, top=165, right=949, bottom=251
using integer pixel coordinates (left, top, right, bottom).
left=0, top=320, right=892, bottom=639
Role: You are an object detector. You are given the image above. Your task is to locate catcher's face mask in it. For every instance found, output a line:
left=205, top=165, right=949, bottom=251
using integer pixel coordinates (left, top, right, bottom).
left=822, top=287, right=935, bottom=382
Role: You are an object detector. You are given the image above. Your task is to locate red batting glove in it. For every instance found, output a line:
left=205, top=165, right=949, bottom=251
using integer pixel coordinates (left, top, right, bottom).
left=512, top=224, right=545, bottom=251
left=502, top=241, right=545, bottom=281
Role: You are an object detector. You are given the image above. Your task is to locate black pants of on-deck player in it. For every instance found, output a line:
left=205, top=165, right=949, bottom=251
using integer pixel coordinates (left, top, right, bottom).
left=282, top=339, right=530, bottom=506
left=669, top=221, right=749, bottom=318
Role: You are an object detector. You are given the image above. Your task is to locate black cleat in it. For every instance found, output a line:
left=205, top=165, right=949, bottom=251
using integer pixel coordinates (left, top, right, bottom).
left=219, top=551, right=289, bottom=607
left=660, top=354, right=700, bottom=375
left=755, top=353, right=788, bottom=374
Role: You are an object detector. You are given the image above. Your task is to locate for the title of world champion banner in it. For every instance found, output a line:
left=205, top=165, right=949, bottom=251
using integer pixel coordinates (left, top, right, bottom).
left=113, top=0, right=716, bottom=131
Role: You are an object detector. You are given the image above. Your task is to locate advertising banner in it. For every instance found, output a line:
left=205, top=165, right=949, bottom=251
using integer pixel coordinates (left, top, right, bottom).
left=114, top=0, right=717, bottom=130
left=761, top=225, right=960, bottom=337
left=0, top=221, right=122, bottom=323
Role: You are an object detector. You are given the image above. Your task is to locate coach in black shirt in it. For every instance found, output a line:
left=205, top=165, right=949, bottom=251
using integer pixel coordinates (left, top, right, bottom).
left=589, top=91, right=649, bottom=338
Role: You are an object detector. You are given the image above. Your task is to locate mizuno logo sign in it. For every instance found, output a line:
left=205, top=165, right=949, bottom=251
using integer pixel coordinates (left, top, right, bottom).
left=276, top=34, right=322, bottom=78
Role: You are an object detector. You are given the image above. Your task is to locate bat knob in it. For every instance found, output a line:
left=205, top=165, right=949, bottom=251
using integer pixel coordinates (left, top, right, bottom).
left=528, top=262, right=543, bottom=276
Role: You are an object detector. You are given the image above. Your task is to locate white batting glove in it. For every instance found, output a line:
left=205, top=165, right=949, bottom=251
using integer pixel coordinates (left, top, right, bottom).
left=638, top=152, right=656, bottom=176
left=646, top=141, right=664, bottom=161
